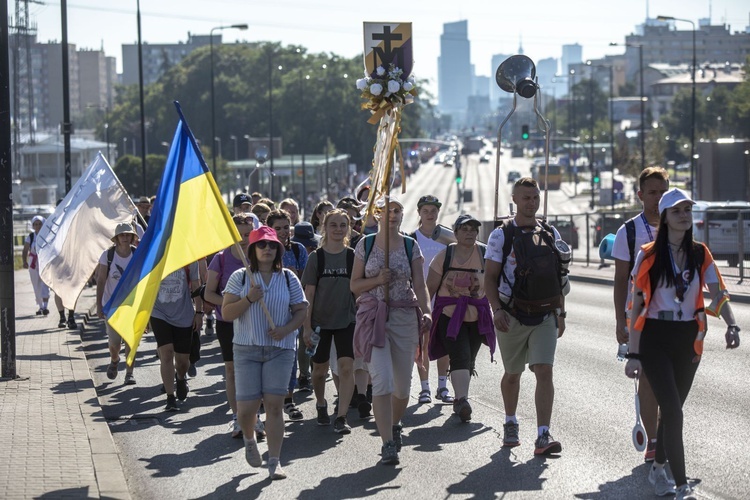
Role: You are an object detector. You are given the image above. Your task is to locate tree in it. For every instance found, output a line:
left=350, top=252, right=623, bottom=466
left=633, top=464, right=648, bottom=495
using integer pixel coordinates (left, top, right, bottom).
left=113, top=154, right=167, bottom=197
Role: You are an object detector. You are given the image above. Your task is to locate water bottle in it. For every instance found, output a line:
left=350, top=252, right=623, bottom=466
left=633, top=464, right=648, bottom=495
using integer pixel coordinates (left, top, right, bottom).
left=617, top=342, right=629, bottom=362
left=305, top=327, right=321, bottom=356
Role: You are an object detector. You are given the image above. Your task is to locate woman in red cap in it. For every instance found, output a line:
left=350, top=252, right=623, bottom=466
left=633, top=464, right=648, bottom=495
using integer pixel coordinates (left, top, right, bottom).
left=222, top=226, right=308, bottom=480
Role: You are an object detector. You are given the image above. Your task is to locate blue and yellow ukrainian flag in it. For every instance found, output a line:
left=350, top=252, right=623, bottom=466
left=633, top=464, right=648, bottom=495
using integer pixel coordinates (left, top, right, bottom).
left=104, top=102, right=241, bottom=365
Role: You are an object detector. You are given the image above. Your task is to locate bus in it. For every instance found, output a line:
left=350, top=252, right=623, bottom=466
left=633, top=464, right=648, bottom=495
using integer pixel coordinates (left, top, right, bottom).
left=530, top=163, right=563, bottom=190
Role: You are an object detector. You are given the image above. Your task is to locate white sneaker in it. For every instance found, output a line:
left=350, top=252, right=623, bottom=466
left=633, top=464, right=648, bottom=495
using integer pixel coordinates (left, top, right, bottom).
left=649, top=465, right=676, bottom=497
left=230, top=419, right=242, bottom=439
left=254, top=418, right=266, bottom=441
left=675, top=484, right=696, bottom=500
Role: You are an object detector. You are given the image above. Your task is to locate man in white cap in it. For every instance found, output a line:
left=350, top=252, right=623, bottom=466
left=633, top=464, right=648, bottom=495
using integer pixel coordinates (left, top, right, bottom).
left=96, top=223, right=139, bottom=385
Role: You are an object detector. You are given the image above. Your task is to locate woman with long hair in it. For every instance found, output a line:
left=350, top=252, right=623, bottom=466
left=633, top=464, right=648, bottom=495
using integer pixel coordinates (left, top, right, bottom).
left=350, top=197, right=432, bottom=466
left=222, top=226, right=308, bottom=480
left=625, top=188, right=741, bottom=500
left=310, top=200, right=334, bottom=233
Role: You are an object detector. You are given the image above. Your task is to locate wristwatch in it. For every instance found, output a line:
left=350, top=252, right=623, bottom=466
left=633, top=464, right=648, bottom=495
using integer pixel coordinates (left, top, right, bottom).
left=555, top=308, right=567, bottom=319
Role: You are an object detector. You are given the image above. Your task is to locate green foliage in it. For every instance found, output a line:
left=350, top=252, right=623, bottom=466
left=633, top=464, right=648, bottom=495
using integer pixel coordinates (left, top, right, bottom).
left=113, top=154, right=167, bottom=197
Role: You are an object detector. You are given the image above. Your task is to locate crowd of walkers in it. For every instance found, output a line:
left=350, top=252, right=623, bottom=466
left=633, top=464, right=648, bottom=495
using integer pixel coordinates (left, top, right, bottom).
left=24, top=174, right=742, bottom=498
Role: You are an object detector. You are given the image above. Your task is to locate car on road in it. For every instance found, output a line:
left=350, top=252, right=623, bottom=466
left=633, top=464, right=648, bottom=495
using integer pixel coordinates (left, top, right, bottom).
left=551, top=218, right=579, bottom=249
left=507, top=170, right=521, bottom=183
left=692, top=201, right=750, bottom=267
left=479, top=152, right=492, bottom=163
left=593, top=212, right=638, bottom=246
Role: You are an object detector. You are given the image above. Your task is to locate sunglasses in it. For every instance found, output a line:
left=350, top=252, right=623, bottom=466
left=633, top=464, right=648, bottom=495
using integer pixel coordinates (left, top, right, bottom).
left=255, top=240, right=278, bottom=250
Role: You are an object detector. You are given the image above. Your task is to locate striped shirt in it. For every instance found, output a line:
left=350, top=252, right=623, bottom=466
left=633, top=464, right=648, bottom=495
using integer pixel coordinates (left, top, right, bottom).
left=224, top=268, right=307, bottom=349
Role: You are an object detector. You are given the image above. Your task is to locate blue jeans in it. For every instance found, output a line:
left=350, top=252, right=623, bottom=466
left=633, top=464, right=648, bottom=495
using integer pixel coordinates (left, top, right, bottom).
left=233, top=344, right=295, bottom=401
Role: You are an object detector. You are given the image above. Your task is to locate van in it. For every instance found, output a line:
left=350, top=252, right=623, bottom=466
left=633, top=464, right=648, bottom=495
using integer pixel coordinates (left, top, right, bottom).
left=692, top=201, right=750, bottom=267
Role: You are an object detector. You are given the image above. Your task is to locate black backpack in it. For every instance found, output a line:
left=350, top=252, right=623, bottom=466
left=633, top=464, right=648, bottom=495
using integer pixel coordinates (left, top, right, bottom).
left=439, top=243, right=486, bottom=287
left=499, top=219, right=564, bottom=316
left=106, top=245, right=137, bottom=277
left=316, top=247, right=355, bottom=283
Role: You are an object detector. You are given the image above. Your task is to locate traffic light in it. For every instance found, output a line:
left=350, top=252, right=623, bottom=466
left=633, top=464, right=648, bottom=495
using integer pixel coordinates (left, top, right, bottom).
left=593, top=169, right=600, bottom=184
left=521, top=125, right=530, bottom=140
left=455, top=165, right=462, bottom=184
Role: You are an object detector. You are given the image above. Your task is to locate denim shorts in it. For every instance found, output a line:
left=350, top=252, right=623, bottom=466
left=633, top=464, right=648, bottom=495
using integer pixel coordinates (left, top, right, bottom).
left=233, top=344, right=295, bottom=401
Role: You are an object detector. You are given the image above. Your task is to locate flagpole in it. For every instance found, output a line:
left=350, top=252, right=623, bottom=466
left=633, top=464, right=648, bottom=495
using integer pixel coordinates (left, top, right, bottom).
left=233, top=242, right=276, bottom=328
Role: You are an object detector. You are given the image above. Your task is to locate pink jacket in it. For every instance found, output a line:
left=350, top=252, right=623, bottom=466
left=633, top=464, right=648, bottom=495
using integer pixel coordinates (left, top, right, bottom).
left=353, top=292, right=422, bottom=362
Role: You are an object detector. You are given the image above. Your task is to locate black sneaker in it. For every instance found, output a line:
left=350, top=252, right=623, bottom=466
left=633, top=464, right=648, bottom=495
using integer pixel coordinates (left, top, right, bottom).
left=534, top=430, right=562, bottom=455
left=392, top=423, right=403, bottom=451
left=205, top=317, right=214, bottom=336
left=176, top=376, right=189, bottom=401
left=123, top=372, right=136, bottom=385
left=187, top=364, right=197, bottom=378
left=298, top=375, right=312, bottom=392
left=67, top=318, right=77, bottom=330
left=316, top=405, right=330, bottom=426
left=380, top=440, right=399, bottom=465
left=357, top=394, right=372, bottom=419
left=165, top=394, right=179, bottom=412
left=453, top=397, right=472, bottom=422
left=333, top=416, right=351, bottom=434
left=503, top=422, right=520, bottom=447
left=58, top=316, right=66, bottom=328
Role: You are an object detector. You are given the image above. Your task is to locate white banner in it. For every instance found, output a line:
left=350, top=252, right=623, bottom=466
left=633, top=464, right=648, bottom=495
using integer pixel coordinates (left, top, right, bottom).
left=36, top=153, right=137, bottom=310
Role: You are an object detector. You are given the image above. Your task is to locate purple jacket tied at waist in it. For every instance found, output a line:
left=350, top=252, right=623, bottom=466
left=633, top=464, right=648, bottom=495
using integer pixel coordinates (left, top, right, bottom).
left=354, top=292, right=422, bottom=362
left=428, top=295, right=495, bottom=362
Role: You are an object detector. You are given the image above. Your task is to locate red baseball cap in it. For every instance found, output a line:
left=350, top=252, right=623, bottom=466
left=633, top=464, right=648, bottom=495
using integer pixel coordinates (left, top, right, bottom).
left=247, top=226, right=285, bottom=255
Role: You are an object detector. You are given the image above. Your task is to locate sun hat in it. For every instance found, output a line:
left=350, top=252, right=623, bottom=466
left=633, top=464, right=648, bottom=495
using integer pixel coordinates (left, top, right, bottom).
left=137, top=196, right=151, bottom=205
left=291, top=221, right=321, bottom=249
left=453, top=214, right=481, bottom=232
left=658, top=188, right=695, bottom=215
left=111, top=222, right=137, bottom=242
left=248, top=226, right=285, bottom=255
left=417, top=194, right=442, bottom=209
left=375, top=196, right=404, bottom=210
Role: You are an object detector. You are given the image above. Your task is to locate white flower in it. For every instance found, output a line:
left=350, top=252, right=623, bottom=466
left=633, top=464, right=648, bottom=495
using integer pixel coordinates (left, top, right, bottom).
left=408, top=76, right=416, bottom=85
left=403, top=81, right=414, bottom=91
left=356, top=78, right=368, bottom=90
left=369, top=83, right=383, bottom=96
left=387, top=80, right=401, bottom=93
left=376, top=66, right=386, bottom=76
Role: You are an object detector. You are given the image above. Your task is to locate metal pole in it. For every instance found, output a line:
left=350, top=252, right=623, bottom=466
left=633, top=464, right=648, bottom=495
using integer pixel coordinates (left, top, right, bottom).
left=639, top=45, right=645, bottom=170
left=267, top=47, right=274, bottom=199
left=589, top=68, right=595, bottom=210
left=210, top=27, right=217, bottom=177
left=61, top=0, right=72, bottom=193
left=690, top=22, right=696, bottom=198
left=105, top=106, right=111, bottom=163
left=136, top=0, right=147, bottom=195
left=571, top=70, right=578, bottom=195
left=609, top=65, right=615, bottom=210
left=1, top=0, right=18, bottom=379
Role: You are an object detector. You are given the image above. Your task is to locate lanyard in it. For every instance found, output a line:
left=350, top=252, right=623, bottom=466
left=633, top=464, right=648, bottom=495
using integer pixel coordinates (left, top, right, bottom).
left=668, top=246, right=689, bottom=317
left=640, top=213, right=654, bottom=243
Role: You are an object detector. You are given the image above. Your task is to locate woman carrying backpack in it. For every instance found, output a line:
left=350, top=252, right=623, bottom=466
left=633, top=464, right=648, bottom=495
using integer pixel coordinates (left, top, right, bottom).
left=221, top=226, right=307, bottom=480
left=625, top=188, right=741, bottom=500
left=301, top=209, right=361, bottom=434
left=426, top=214, right=495, bottom=423
left=350, top=196, right=432, bottom=466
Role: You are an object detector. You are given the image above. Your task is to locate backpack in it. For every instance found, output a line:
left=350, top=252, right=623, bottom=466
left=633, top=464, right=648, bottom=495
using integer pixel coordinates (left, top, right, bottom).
left=625, top=218, right=637, bottom=274
left=241, top=267, right=293, bottom=293
left=439, top=243, right=487, bottom=287
left=316, top=247, right=355, bottom=283
left=498, top=219, right=565, bottom=317
left=363, top=233, right=414, bottom=265
left=106, top=245, right=137, bottom=277
left=28, top=231, right=35, bottom=247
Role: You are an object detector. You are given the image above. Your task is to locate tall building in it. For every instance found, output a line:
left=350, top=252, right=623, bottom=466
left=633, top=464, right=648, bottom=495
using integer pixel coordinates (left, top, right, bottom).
left=121, top=33, right=217, bottom=86
left=536, top=57, right=559, bottom=98
left=490, top=53, right=512, bottom=106
left=438, top=20, right=472, bottom=122
left=561, top=44, right=582, bottom=76
left=78, top=50, right=117, bottom=113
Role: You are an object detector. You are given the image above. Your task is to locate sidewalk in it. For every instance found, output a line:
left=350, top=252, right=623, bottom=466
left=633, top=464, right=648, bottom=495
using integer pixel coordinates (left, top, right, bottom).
left=0, top=270, right=130, bottom=499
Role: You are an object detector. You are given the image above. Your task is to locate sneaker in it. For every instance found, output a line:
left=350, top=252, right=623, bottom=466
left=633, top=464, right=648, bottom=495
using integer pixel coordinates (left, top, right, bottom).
left=36, top=309, right=43, bottom=316
left=675, top=484, right=696, bottom=500
left=649, top=465, right=676, bottom=497
left=106, top=361, right=118, bottom=380
left=418, top=389, right=432, bottom=404
left=284, top=401, right=304, bottom=421
left=267, top=457, right=287, bottom=480
left=435, top=386, right=455, bottom=403
left=187, top=364, right=197, bottom=378
left=380, top=440, right=399, bottom=465
left=255, top=418, right=266, bottom=442
left=333, top=416, right=351, bottom=434
left=176, top=376, right=189, bottom=401
left=243, top=438, right=262, bottom=468
left=165, top=394, right=179, bottom=412
left=42, top=308, right=49, bottom=316
left=205, top=317, right=214, bottom=336
left=123, top=372, right=136, bottom=385
left=230, top=419, right=243, bottom=439
left=58, top=317, right=66, bottom=328
left=534, top=430, right=562, bottom=455
left=357, top=394, right=372, bottom=419
left=297, top=375, right=312, bottom=392
left=67, top=318, right=77, bottom=330
left=503, top=422, right=520, bottom=447
left=316, top=405, right=331, bottom=426
left=453, top=397, right=472, bottom=422
left=392, top=423, right=403, bottom=452
left=644, top=439, right=657, bottom=462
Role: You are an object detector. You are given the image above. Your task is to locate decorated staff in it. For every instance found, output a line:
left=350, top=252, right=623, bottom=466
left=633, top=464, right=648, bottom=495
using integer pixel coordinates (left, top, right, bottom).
left=357, top=22, right=417, bottom=302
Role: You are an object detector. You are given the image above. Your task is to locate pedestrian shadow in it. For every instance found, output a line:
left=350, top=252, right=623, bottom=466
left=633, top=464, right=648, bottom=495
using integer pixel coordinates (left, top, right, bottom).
left=16, top=353, right=76, bottom=362
left=574, top=463, right=686, bottom=499
left=445, top=447, right=548, bottom=498
left=407, top=417, right=493, bottom=453
left=33, top=486, right=92, bottom=499
left=50, top=378, right=95, bottom=395
left=138, top=432, right=239, bottom=478
left=294, top=464, right=402, bottom=499
left=193, top=473, right=253, bottom=499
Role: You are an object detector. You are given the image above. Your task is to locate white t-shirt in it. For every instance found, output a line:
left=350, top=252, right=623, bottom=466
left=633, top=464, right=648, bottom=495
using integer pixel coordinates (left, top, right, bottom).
left=413, top=228, right=446, bottom=279
left=485, top=220, right=561, bottom=300
left=631, top=247, right=719, bottom=321
left=98, top=247, right=135, bottom=305
left=612, top=213, right=658, bottom=312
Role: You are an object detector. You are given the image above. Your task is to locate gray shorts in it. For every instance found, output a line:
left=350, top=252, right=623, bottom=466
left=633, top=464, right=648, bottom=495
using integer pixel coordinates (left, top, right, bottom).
left=233, top=344, right=295, bottom=401
left=497, top=314, right=557, bottom=374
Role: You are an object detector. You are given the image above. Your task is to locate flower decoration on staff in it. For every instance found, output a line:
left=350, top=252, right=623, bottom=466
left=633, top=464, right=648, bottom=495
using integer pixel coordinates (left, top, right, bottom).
left=356, top=64, right=417, bottom=125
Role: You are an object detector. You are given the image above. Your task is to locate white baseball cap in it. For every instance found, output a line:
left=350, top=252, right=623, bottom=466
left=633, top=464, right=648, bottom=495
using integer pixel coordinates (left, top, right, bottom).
left=658, top=188, right=695, bottom=215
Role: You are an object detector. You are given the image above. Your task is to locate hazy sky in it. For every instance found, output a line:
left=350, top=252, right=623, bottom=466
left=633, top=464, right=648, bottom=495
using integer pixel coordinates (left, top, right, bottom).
left=29, top=0, right=749, bottom=92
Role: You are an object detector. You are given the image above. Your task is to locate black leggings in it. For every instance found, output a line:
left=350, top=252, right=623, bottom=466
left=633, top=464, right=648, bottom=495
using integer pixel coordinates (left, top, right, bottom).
left=640, top=318, right=700, bottom=487
left=436, top=314, right=483, bottom=373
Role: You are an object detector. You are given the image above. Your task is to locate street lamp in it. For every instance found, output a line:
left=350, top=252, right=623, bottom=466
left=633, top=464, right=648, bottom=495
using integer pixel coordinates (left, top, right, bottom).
left=214, top=137, right=222, bottom=160
left=586, top=61, right=616, bottom=210
left=610, top=42, right=645, bottom=171
left=210, top=23, right=248, bottom=178
left=230, top=134, right=238, bottom=160
left=657, top=15, right=696, bottom=197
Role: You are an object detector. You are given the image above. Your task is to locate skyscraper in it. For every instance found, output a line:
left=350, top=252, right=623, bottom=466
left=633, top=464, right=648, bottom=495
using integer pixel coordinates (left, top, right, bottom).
left=438, top=20, right=472, bottom=123
left=490, top=53, right=512, bottom=107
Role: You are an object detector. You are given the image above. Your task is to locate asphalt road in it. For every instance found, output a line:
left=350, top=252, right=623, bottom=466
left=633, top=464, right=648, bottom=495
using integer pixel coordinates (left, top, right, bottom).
left=82, top=281, right=750, bottom=499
